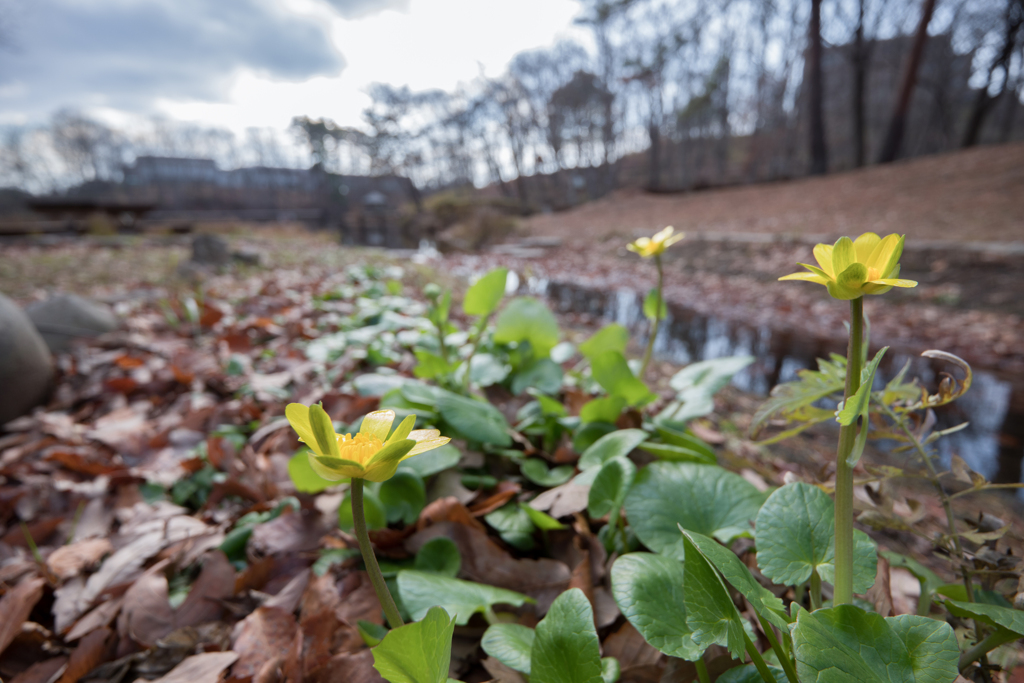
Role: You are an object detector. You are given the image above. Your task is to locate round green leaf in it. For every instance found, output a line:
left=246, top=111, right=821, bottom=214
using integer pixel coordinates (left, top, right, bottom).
left=372, top=605, right=455, bottom=683
left=793, top=605, right=958, bottom=683
left=414, top=537, right=461, bottom=577
left=379, top=471, right=426, bottom=525
left=521, top=459, right=574, bottom=487
left=680, top=533, right=747, bottom=660
left=625, top=462, right=763, bottom=559
left=590, top=350, right=655, bottom=407
left=588, top=457, right=636, bottom=519
left=288, top=450, right=336, bottom=493
left=531, top=588, right=603, bottom=683
left=580, top=396, right=626, bottom=424
left=485, top=503, right=536, bottom=551
left=610, top=553, right=703, bottom=660
left=481, top=623, right=535, bottom=675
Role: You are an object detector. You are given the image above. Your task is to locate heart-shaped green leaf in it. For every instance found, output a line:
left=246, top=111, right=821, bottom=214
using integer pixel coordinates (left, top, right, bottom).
left=792, top=605, right=959, bottom=683
left=588, top=457, right=636, bottom=519
left=398, top=444, right=461, bottom=478
left=625, top=462, right=763, bottom=559
left=755, top=482, right=876, bottom=592
left=717, top=665, right=788, bottom=683
left=396, top=570, right=533, bottom=625
left=610, top=552, right=703, bottom=660
left=511, top=358, right=563, bottom=395
left=379, top=471, right=426, bottom=525
left=372, top=605, right=455, bottom=683
left=945, top=599, right=1024, bottom=637
left=414, top=537, right=461, bottom=577
left=580, top=396, right=626, bottom=424
left=481, top=623, right=535, bottom=675
left=531, top=588, right=603, bottom=683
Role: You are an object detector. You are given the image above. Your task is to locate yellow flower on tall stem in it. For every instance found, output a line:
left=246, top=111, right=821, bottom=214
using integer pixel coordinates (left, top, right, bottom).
left=286, top=404, right=449, bottom=482
left=627, top=225, right=685, bottom=259
left=778, top=232, right=916, bottom=607
left=285, top=403, right=450, bottom=629
left=779, top=232, right=917, bottom=300
left=627, top=227, right=684, bottom=377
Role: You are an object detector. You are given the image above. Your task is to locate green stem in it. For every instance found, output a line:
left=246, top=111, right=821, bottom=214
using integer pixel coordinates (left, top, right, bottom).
left=833, top=296, right=864, bottom=606
left=810, top=570, right=823, bottom=611
left=350, top=478, right=405, bottom=629
left=694, top=657, right=711, bottom=683
left=758, top=614, right=799, bottom=683
left=959, top=629, right=1017, bottom=672
left=639, top=254, right=664, bottom=378
left=744, top=631, right=777, bottom=683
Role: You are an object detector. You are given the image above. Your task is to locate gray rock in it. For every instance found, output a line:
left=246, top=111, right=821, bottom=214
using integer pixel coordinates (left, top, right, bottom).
left=0, top=293, right=53, bottom=425
left=26, top=293, right=119, bottom=354
left=232, top=247, right=261, bottom=266
left=191, top=234, right=231, bottom=265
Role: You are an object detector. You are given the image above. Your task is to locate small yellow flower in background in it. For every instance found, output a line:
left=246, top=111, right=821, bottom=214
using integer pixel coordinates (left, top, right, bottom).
left=285, top=404, right=450, bottom=482
left=627, top=226, right=684, bottom=258
left=779, top=232, right=918, bottom=300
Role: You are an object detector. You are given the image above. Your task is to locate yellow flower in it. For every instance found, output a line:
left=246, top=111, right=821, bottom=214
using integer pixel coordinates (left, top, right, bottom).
left=627, top=226, right=684, bottom=258
left=285, top=404, right=450, bottom=482
left=779, top=232, right=918, bottom=300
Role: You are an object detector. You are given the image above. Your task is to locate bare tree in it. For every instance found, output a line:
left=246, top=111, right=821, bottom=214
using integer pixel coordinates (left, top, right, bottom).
left=808, top=0, right=828, bottom=174
left=877, top=0, right=938, bottom=163
left=962, top=0, right=1024, bottom=147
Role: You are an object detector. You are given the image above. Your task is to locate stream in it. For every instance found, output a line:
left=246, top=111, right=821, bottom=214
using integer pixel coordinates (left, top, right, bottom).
left=535, top=278, right=1024, bottom=491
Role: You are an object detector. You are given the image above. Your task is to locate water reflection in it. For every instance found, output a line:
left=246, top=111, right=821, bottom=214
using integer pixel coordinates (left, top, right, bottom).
left=542, top=280, right=1022, bottom=489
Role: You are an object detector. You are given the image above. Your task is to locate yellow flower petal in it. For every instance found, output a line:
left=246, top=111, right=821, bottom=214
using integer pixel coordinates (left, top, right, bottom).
left=866, top=234, right=902, bottom=275
left=852, top=232, right=881, bottom=264
left=652, top=226, right=675, bottom=243
left=387, top=414, right=416, bottom=443
left=868, top=278, right=918, bottom=288
left=813, top=244, right=834, bottom=278
left=406, top=429, right=452, bottom=456
left=309, top=403, right=341, bottom=458
left=307, top=453, right=361, bottom=481
left=779, top=272, right=829, bottom=285
left=285, top=403, right=318, bottom=454
left=831, top=237, right=856, bottom=277
left=359, top=409, right=395, bottom=442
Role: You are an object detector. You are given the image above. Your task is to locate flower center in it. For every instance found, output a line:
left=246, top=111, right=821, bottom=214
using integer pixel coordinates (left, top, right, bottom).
left=337, top=432, right=384, bottom=465
left=866, top=267, right=882, bottom=281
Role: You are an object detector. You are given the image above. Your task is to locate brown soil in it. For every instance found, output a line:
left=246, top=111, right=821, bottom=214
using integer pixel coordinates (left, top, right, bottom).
left=520, top=142, right=1024, bottom=247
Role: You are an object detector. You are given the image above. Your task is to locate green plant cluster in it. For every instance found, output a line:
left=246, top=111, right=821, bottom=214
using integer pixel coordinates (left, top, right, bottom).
left=274, top=261, right=1021, bottom=683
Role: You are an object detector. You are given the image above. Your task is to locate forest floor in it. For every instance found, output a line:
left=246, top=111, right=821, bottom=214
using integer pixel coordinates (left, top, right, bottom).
left=519, top=141, right=1024, bottom=248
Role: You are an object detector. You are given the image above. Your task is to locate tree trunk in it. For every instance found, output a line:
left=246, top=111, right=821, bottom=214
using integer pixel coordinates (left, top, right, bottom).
left=808, top=0, right=828, bottom=175
left=962, top=0, right=1023, bottom=148
left=648, top=118, right=661, bottom=190
left=877, top=0, right=937, bottom=164
left=852, top=0, right=867, bottom=168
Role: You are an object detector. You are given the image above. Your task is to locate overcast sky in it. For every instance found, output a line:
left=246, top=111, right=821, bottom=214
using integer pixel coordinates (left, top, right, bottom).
left=0, top=0, right=587, bottom=133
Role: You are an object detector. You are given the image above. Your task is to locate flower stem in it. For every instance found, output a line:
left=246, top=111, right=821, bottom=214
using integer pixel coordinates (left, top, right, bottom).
left=744, top=631, right=777, bottom=683
left=809, top=569, right=823, bottom=611
left=833, top=296, right=864, bottom=606
left=639, top=254, right=664, bottom=378
left=350, top=478, right=404, bottom=629
left=959, top=629, right=1017, bottom=672
left=694, top=657, right=711, bottom=683
left=758, top=613, right=799, bottom=683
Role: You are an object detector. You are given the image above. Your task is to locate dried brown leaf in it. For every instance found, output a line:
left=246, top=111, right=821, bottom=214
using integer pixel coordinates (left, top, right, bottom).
left=47, top=538, right=114, bottom=580
left=0, top=576, right=46, bottom=657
